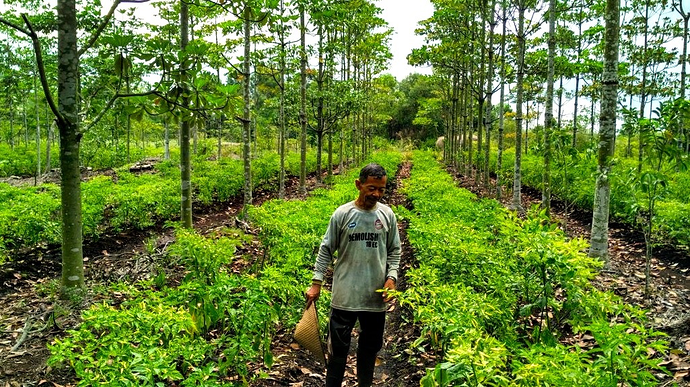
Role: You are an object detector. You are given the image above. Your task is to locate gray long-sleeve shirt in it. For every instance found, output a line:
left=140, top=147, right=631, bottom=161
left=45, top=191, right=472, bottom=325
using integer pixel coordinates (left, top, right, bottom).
left=313, top=201, right=401, bottom=312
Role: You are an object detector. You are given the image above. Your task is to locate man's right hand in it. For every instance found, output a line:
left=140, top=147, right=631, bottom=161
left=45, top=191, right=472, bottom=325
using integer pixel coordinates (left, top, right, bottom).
left=305, top=283, right=321, bottom=308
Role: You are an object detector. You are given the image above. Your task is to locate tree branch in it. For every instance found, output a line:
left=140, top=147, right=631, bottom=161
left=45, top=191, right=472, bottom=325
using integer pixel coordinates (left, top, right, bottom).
left=17, top=15, right=66, bottom=127
left=0, top=17, right=30, bottom=35
left=78, top=0, right=121, bottom=57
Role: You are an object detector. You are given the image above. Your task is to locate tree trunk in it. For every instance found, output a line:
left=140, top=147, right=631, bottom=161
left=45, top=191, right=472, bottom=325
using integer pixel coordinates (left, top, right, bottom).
left=299, top=3, right=307, bottom=193
left=316, top=24, right=325, bottom=183
left=126, top=76, right=131, bottom=164
left=57, top=0, right=84, bottom=292
left=242, top=4, right=253, bottom=206
left=34, top=68, right=41, bottom=184
left=589, top=0, right=619, bottom=267
left=497, top=4, right=507, bottom=200
left=511, top=2, right=526, bottom=212
left=542, top=0, right=556, bottom=215
left=572, top=0, right=584, bottom=148
left=638, top=0, right=649, bottom=174
left=45, top=103, right=52, bottom=173
left=484, top=3, right=496, bottom=190
left=179, top=0, right=193, bottom=228
left=278, top=0, right=287, bottom=199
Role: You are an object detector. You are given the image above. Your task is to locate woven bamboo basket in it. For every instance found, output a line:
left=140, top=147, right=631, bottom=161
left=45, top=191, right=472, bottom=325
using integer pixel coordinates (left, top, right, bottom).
left=294, top=302, right=327, bottom=365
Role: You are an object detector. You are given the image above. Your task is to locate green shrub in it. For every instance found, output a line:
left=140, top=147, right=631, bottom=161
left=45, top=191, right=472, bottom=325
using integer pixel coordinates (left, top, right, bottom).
left=403, top=151, right=667, bottom=387
left=49, top=229, right=278, bottom=386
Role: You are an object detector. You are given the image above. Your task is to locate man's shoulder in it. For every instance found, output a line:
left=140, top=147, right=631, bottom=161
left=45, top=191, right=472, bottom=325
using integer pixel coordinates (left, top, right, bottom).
left=376, top=202, right=395, bottom=216
left=332, top=201, right=357, bottom=216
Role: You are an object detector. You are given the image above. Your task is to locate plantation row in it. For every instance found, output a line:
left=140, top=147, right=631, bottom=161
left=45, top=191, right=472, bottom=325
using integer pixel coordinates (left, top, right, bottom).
left=401, top=151, right=667, bottom=386
left=0, top=150, right=320, bottom=264
left=481, top=149, right=690, bottom=247
left=0, top=142, right=160, bottom=178
left=47, top=150, right=669, bottom=385
left=48, top=151, right=403, bottom=386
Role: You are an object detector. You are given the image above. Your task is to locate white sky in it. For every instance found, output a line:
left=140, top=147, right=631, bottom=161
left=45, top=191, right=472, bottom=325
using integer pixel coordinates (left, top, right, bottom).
left=377, top=0, right=435, bottom=80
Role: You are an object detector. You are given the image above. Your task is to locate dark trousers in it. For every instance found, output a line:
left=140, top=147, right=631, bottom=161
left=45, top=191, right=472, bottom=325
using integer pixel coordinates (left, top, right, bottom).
left=325, top=308, right=386, bottom=387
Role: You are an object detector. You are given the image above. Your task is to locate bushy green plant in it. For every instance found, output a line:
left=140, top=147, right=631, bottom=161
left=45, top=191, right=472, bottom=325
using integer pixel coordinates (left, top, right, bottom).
left=1, top=149, right=321, bottom=263
left=49, top=229, right=278, bottom=386
left=403, top=151, right=667, bottom=386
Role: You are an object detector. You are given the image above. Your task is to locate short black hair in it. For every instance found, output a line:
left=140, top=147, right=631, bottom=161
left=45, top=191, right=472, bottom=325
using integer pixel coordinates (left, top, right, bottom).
left=359, top=163, right=387, bottom=181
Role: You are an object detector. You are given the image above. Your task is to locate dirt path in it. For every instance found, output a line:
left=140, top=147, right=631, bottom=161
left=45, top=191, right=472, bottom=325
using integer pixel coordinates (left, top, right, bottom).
left=249, top=161, right=433, bottom=387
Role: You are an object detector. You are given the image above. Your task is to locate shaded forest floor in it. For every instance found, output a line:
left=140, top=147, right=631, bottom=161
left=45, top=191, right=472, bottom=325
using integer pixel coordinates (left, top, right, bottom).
left=0, top=160, right=689, bottom=386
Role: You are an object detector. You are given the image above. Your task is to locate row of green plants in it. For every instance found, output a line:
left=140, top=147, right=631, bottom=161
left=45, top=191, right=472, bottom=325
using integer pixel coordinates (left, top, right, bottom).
left=48, top=228, right=279, bottom=386
left=0, top=149, right=320, bottom=264
left=484, top=146, right=690, bottom=247
left=399, top=151, right=668, bottom=386
left=47, top=151, right=403, bottom=386
left=0, top=142, right=163, bottom=178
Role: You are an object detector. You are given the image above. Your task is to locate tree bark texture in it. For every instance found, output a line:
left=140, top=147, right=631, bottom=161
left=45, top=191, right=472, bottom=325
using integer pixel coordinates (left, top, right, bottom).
left=242, top=5, right=253, bottom=206
left=299, top=4, right=307, bottom=193
left=179, top=0, right=193, bottom=228
left=542, top=0, right=556, bottom=215
left=511, top=3, right=526, bottom=212
left=589, top=0, right=620, bottom=266
left=57, top=0, right=84, bottom=291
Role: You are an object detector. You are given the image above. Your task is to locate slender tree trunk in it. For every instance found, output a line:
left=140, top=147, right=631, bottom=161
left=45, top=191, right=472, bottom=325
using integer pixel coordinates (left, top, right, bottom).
left=680, top=13, right=689, bottom=99
left=589, top=0, right=619, bottom=267
left=179, top=0, right=193, bottom=228
left=126, top=76, right=131, bottom=163
left=299, top=3, right=307, bottom=193
left=242, top=4, right=253, bottom=206
left=34, top=68, right=41, bottom=184
left=460, top=80, right=466, bottom=172
left=45, top=103, right=52, bottom=173
left=9, top=100, right=14, bottom=150
left=497, top=4, right=507, bottom=200
left=278, top=0, right=287, bottom=199
left=484, top=4, right=496, bottom=190
left=572, top=0, right=584, bottom=148
left=316, top=24, right=325, bottom=183
left=451, top=73, right=459, bottom=167
left=164, top=117, right=170, bottom=160
left=57, top=0, right=84, bottom=292
left=511, top=2, right=526, bottom=211
left=542, top=0, right=556, bottom=215
left=23, top=104, right=29, bottom=146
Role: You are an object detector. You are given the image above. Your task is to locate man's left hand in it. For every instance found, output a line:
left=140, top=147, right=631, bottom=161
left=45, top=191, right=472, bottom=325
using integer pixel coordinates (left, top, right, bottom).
left=382, top=278, right=396, bottom=303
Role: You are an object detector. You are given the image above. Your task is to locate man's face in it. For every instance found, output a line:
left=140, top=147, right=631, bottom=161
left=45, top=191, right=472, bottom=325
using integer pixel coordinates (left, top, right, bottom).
left=355, top=175, right=387, bottom=210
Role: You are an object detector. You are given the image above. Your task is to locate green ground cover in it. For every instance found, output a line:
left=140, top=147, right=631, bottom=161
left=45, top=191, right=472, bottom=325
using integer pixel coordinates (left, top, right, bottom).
left=46, top=151, right=402, bottom=386
left=0, top=150, right=319, bottom=264
left=486, top=149, right=690, bottom=247
left=401, top=151, right=668, bottom=386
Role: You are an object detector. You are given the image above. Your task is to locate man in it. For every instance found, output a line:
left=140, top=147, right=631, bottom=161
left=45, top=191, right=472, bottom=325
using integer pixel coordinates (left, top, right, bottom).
left=305, top=163, right=401, bottom=387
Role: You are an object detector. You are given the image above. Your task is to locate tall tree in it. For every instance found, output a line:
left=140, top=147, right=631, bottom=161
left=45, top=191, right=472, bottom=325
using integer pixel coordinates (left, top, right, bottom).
left=542, top=0, right=556, bottom=215
left=675, top=0, right=689, bottom=99
left=589, top=0, right=620, bottom=266
left=2, top=0, right=123, bottom=293
left=179, top=0, right=193, bottom=228
left=299, top=0, right=307, bottom=193
left=509, top=0, right=528, bottom=211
